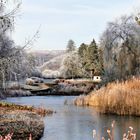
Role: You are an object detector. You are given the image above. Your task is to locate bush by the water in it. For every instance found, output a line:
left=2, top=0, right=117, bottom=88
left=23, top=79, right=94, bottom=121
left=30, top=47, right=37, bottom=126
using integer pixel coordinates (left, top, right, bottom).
left=74, top=77, right=140, bottom=116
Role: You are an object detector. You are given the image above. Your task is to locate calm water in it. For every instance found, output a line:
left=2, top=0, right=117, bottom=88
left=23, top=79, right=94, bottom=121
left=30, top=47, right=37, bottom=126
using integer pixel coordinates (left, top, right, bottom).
left=4, top=96, right=140, bottom=140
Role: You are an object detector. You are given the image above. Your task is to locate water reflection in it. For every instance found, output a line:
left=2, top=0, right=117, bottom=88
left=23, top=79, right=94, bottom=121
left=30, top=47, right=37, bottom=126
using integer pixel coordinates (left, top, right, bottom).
left=4, top=96, right=140, bottom=140
left=89, top=108, right=140, bottom=139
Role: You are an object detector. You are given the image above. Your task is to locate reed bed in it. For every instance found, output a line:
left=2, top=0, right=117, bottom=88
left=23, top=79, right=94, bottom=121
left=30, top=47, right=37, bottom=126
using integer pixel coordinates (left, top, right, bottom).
left=74, top=77, right=140, bottom=116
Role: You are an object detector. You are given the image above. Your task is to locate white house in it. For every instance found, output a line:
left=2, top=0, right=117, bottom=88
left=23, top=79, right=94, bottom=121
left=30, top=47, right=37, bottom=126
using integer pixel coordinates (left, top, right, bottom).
left=93, top=76, right=102, bottom=83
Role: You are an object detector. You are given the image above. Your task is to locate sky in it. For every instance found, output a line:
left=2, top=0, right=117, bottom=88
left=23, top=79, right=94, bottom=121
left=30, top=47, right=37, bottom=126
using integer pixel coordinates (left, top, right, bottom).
left=11, top=0, right=140, bottom=50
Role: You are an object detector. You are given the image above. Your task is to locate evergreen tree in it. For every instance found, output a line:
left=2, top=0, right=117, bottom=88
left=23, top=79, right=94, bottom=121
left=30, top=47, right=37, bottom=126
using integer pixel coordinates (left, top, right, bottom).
left=78, top=39, right=103, bottom=78
left=86, top=39, right=99, bottom=72
left=66, top=39, right=76, bottom=52
left=78, top=43, right=87, bottom=57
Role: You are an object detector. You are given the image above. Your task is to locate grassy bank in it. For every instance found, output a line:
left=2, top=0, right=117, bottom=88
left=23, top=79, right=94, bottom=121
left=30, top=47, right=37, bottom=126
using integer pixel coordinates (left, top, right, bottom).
left=74, top=77, right=140, bottom=116
left=52, top=79, right=97, bottom=95
left=0, top=101, right=53, bottom=116
left=0, top=111, right=44, bottom=140
left=0, top=102, right=53, bottom=139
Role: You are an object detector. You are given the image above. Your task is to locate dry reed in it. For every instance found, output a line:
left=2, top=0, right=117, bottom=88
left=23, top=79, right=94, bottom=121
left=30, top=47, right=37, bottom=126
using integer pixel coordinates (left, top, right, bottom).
left=74, top=77, right=140, bottom=116
left=93, top=121, right=136, bottom=140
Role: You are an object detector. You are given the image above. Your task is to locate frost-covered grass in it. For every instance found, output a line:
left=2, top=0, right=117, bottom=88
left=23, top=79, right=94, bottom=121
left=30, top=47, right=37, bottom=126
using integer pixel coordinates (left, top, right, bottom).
left=0, top=101, right=53, bottom=116
left=0, top=111, right=44, bottom=140
left=0, top=102, right=53, bottom=140
left=74, top=77, right=140, bottom=116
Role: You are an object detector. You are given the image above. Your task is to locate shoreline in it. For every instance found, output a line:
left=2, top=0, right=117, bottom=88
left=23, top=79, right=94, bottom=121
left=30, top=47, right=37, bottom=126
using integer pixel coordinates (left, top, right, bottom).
left=0, top=78, right=99, bottom=139
left=74, top=77, right=140, bottom=116
left=0, top=78, right=99, bottom=98
left=0, top=101, right=53, bottom=140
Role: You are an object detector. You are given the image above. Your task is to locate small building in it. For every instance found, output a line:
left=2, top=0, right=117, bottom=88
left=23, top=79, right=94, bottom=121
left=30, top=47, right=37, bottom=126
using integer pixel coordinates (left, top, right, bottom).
left=93, top=76, right=102, bottom=83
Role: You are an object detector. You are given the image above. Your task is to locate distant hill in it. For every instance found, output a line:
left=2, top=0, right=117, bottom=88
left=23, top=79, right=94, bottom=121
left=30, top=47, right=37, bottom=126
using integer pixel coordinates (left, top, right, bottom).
left=29, top=50, right=65, bottom=66
left=37, top=51, right=68, bottom=78
left=39, top=54, right=66, bottom=71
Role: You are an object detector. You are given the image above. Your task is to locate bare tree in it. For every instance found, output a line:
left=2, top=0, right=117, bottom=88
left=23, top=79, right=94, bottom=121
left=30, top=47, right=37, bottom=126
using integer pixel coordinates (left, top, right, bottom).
left=0, top=0, right=39, bottom=90
left=100, top=15, right=140, bottom=81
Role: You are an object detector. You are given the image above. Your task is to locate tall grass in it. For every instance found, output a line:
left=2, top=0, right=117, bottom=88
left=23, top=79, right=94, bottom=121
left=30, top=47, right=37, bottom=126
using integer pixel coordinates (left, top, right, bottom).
left=74, top=77, right=140, bottom=116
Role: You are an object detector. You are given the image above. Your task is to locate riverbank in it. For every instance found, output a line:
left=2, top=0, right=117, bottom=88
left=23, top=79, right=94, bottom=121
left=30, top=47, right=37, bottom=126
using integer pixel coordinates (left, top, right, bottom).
left=74, top=77, right=140, bottom=116
left=0, top=79, right=98, bottom=98
left=24, top=79, right=98, bottom=96
left=5, top=95, right=140, bottom=140
left=50, top=79, right=98, bottom=95
left=0, top=101, right=53, bottom=139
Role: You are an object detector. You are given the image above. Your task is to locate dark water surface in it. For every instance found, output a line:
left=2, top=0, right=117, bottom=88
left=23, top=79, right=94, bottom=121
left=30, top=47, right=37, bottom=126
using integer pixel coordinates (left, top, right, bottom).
left=4, top=96, right=140, bottom=140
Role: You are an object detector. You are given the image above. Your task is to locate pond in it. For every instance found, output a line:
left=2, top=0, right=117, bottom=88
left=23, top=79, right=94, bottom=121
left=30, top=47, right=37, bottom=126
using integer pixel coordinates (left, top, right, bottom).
left=4, top=96, right=140, bottom=140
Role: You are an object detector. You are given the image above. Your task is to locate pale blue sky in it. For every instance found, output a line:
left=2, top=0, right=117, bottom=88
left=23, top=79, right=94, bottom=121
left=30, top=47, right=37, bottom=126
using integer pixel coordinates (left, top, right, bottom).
left=12, top=0, right=139, bottom=50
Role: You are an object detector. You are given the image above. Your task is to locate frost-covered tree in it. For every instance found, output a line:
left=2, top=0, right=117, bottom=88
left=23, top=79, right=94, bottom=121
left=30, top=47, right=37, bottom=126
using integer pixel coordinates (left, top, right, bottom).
left=10, top=49, right=38, bottom=80
left=0, top=0, right=38, bottom=89
left=62, top=52, right=82, bottom=78
left=0, top=0, right=21, bottom=89
left=100, top=15, right=140, bottom=81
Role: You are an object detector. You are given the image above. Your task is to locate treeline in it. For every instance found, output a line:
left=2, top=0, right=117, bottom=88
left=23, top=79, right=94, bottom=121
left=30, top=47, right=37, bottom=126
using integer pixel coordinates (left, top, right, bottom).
left=62, top=39, right=103, bottom=79
left=63, top=15, right=140, bottom=81
left=0, top=1, right=40, bottom=89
